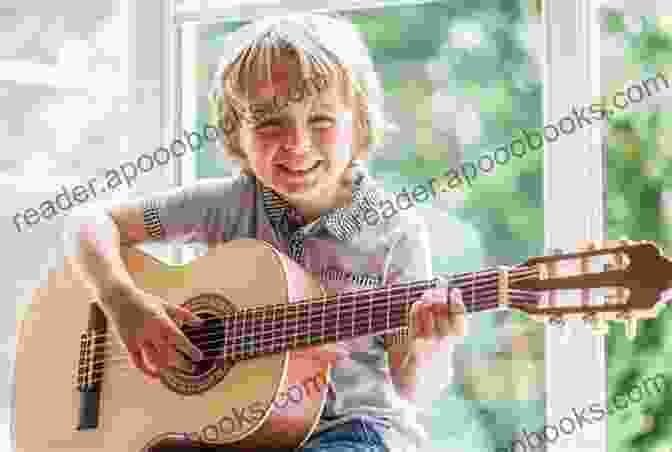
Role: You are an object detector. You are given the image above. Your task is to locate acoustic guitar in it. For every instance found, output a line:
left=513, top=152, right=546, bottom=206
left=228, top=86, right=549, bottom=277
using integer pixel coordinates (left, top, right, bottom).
left=13, top=238, right=672, bottom=451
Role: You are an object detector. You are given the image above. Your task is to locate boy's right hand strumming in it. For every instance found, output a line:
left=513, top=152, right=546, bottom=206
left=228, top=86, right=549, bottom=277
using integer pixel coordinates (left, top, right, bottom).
left=66, top=204, right=205, bottom=383
left=101, top=285, right=205, bottom=383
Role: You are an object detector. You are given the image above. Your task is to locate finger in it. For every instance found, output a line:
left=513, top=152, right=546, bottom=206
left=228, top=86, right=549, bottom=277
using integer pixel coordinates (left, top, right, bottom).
left=433, top=304, right=454, bottom=337
left=447, top=289, right=467, bottom=336
left=409, top=300, right=423, bottom=339
left=448, top=288, right=466, bottom=314
left=425, top=303, right=437, bottom=339
left=127, top=342, right=161, bottom=382
left=171, top=304, right=205, bottom=327
left=163, top=322, right=205, bottom=362
left=413, top=300, right=432, bottom=338
left=142, top=340, right=170, bottom=372
left=155, top=334, right=182, bottom=367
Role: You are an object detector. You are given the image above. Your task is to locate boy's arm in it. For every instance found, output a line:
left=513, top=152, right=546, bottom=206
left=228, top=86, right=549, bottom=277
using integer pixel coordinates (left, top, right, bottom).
left=66, top=204, right=150, bottom=307
left=66, top=176, right=245, bottom=307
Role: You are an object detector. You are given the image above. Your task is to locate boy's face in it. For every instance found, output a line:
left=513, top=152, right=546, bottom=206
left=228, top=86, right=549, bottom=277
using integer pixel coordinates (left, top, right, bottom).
left=237, top=63, right=357, bottom=201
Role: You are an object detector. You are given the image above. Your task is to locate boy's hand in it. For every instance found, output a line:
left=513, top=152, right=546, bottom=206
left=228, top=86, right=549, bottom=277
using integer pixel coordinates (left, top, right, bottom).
left=101, top=287, right=205, bottom=384
left=406, top=287, right=467, bottom=367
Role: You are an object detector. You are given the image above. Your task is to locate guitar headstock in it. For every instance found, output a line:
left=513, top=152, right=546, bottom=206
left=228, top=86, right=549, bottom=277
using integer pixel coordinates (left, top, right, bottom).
left=510, top=239, right=672, bottom=340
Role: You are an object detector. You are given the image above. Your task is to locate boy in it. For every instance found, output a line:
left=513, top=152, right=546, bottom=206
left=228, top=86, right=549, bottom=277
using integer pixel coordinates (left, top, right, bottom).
left=67, top=13, right=467, bottom=452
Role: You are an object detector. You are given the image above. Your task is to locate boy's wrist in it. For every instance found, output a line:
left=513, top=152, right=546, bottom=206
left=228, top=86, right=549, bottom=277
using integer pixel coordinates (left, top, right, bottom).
left=98, top=281, right=141, bottom=310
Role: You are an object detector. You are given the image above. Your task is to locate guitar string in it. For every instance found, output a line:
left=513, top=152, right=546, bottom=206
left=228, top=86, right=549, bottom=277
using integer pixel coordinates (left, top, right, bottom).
left=74, top=267, right=540, bottom=382
left=73, top=295, right=537, bottom=387
left=81, top=281, right=671, bottom=382
left=87, top=289, right=535, bottom=363
left=88, top=267, right=538, bottom=345
left=73, top=291, right=540, bottom=385
left=72, top=254, right=667, bottom=386
left=73, top=295, right=539, bottom=387
left=84, top=270, right=536, bottom=362
left=84, top=291, right=537, bottom=366
left=78, top=289, right=669, bottom=386
left=73, top=301, right=507, bottom=387
left=77, top=270, right=540, bottom=370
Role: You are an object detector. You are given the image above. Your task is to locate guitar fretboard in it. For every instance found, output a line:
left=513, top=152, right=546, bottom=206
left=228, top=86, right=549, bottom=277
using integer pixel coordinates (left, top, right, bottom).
left=183, top=265, right=542, bottom=360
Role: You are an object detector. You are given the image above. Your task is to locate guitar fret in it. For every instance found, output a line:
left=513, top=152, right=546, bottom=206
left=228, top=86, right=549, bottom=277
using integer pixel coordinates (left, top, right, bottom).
left=224, top=310, right=229, bottom=358
left=406, top=284, right=411, bottom=330
left=283, top=305, right=287, bottom=353
left=274, top=305, right=280, bottom=353
left=368, top=291, right=373, bottom=335
left=472, top=271, right=476, bottom=313
left=336, top=294, right=340, bottom=342
left=293, top=304, right=299, bottom=349
left=351, top=296, right=355, bottom=340
left=243, top=309, right=248, bottom=357
left=387, top=286, right=391, bottom=333
left=233, top=311, right=239, bottom=360
left=307, top=300, right=311, bottom=346
left=261, top=306, right=267, bottom=356
left=321, top=296, right=326, bottom=346
left=249, top=308, right=255, bottom=357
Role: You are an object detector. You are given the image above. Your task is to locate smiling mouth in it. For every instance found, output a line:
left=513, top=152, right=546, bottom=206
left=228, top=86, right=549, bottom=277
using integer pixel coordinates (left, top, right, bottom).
left=277, top=161, right=322, bottom=176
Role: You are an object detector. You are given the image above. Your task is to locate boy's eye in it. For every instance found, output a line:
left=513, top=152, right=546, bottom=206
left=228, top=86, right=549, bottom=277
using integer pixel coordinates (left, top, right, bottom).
left=310, top=116, right=335, bottom=128
left=255, top=116, right=335, bottom=131
left=255, top=119, right=283, bottom=130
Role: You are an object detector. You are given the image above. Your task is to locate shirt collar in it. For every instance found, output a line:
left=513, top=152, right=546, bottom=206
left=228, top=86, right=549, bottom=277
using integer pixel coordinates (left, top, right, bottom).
left=259, top=165, right=382, bottom=242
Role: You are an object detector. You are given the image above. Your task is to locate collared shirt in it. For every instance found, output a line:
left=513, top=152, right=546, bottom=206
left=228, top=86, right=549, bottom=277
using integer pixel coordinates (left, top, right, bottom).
left=139, top=165, right=437, bottom=450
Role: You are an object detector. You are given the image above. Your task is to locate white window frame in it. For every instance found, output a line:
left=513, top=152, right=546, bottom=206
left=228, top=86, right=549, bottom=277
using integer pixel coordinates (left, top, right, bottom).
left=141, top=1, right=610, bottom=451
left=542, top=1, right=606, bottom=451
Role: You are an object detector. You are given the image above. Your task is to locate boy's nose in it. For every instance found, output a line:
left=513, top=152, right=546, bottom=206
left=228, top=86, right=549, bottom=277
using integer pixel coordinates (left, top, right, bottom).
left=282, top=126, right=312, bottom=153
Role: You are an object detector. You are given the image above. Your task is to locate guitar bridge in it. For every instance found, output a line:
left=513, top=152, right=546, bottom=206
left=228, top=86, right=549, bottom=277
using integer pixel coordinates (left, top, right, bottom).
left=76, top=302, right=106, bottom=430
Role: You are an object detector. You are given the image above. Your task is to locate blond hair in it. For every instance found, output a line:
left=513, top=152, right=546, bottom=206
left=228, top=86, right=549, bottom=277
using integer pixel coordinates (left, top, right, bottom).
left=208, top=13, right=387, bottom=173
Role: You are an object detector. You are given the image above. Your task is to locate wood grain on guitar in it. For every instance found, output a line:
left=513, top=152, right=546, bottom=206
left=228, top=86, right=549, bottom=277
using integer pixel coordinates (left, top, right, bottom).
left=13, top=238, right=671, bottom=451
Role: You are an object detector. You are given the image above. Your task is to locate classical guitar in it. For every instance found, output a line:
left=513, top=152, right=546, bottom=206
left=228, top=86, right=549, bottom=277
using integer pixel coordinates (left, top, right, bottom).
left=13, top=238, right=672, bottom=451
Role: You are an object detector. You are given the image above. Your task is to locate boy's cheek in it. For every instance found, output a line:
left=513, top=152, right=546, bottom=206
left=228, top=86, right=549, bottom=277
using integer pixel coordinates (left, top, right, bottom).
left=322, top=124, right=353, bottom=147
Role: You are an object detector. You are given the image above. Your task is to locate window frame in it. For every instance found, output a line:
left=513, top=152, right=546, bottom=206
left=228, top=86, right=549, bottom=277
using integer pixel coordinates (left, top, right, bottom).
left=542, top=1, right=606, bottom=450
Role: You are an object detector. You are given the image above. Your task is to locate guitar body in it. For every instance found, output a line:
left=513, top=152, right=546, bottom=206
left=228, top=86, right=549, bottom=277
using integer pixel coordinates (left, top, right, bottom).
left=14, top=239, right=332, bottom=452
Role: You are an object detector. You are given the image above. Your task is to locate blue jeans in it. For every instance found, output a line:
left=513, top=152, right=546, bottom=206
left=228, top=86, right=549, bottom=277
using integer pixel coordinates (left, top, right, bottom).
left=301, top=419, right=390, bottom=452
left=153, top=419, right=390, bottom=452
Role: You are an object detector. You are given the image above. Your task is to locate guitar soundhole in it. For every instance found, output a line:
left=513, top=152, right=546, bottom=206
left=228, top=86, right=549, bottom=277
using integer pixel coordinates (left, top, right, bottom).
left=181, top=313, right=227, bottom=377
left=159, top=293, right=236, bottom=396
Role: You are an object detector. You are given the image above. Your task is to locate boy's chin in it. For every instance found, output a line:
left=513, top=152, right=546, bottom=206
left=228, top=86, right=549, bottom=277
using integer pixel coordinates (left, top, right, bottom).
left=272, top=179, right=320, bottom=197
left=267, top=166, right=325, bottom=194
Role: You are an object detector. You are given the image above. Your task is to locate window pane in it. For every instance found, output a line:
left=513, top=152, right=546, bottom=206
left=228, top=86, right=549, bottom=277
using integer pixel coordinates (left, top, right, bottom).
left=185, top=1, right=544, bottom=450
left=598, top=4, right=672, bottom=451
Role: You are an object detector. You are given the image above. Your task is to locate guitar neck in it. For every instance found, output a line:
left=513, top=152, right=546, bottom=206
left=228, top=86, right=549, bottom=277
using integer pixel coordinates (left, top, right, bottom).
left=206, top=264, right=541, bottom=360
